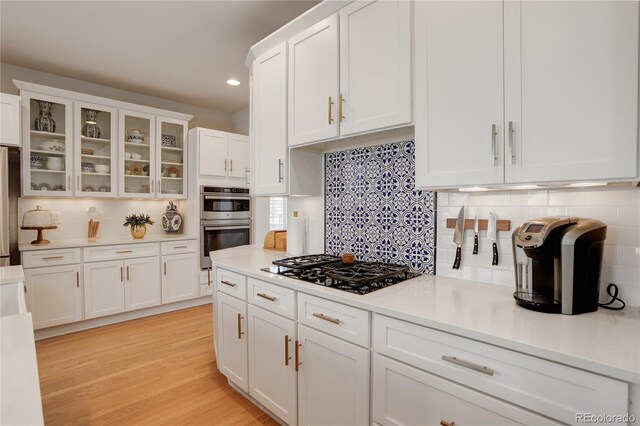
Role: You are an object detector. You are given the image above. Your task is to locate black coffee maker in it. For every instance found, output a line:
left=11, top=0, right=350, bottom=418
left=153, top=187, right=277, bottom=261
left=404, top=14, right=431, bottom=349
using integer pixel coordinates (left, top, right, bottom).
left=512, top=217, right=607, bottom=315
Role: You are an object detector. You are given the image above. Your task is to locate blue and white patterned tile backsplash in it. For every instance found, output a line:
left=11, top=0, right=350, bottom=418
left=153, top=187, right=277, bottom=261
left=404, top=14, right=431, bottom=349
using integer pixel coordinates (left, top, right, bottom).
left=325, top=140, right=436, bottom=274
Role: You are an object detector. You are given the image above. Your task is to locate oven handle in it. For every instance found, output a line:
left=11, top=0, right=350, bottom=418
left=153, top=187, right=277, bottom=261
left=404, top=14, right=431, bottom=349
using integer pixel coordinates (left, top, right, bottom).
left=203, top=195, right=250, bottom=201
left=204, top=226, right=251, bottom=231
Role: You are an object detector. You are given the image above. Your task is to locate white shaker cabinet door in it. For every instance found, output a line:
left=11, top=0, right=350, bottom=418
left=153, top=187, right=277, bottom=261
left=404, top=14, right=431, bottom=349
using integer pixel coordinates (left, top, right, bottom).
left=252, top=42, right=288, bottom=195
left=24, top=264, right=82, bottom=329
left=217, top=292, right=249, bottom=392
left=288, top=14, right=340, bottom=146
left=228, top=133, right=250, bottom=180
left=339, top=0, right=412, bottom=137
left=414, top=1, right=505, bottom=188
left=198, top=128, right=228, bottom=177
left=161, top=253, right=198, bottom=304
left=248, top=305, right=297, bottom=425
left=504, top=1, right=639, bottom=183
left=83, top=260, right=125, bottom=319
left=124, top=256, right=160, bottom=311
left=372, top=354, right=557, bottom=426
left=0, top=93, right=20, bottom=146
left=297, top=324, right=370, bottom=426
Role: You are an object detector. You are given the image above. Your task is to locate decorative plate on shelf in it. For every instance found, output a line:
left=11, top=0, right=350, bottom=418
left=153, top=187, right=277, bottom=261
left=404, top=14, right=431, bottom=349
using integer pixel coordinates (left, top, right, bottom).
left=167, top=166, right=180, bottom=178
left=40, top=140, right=65, bottom=152
left=81, top=162, right=95, bottom=173
left=52, top=185, right=64, bottom=191
left=127, top=163, right=143, bottom=176
left=37, top=183, right=51, bottom=191
left=98, top=185, right=110, bottom=192
left=161, top=134, right=177, bottom=148
left=82, top=185, right=96, bottom=192
left=31, top=183, right=38, bottom=190
left=81, top=148, right=94, bottom=155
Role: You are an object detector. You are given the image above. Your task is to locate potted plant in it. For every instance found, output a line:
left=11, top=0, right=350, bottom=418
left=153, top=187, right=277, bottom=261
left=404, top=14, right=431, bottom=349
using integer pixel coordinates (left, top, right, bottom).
left=123, top=213, right=155, bottom=239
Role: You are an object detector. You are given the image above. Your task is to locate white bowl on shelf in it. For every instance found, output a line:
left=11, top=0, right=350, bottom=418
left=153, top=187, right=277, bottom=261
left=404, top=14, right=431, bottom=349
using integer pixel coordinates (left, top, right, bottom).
left=124, top=152, right=132, bottom=159
left=46, top=157, right=64, bottom=171
left=131, top=153, right=142, bottom=160
left=95, top=165, right=110, bottom=174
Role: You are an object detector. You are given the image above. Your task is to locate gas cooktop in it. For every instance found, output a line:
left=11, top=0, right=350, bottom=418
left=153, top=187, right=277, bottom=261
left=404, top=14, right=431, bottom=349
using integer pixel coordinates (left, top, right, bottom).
left=262, top=254, right=419, bottom=295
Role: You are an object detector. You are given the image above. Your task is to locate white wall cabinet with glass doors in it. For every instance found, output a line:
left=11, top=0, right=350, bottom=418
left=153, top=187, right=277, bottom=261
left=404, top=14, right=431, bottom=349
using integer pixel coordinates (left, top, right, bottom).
left=15, top=80, right=192, bottom=199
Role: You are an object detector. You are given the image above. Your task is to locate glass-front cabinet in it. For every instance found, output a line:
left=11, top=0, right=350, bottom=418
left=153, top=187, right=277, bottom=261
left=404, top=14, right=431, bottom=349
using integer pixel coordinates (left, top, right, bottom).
left=74, top=102, right=117, bottom=197
left=22, top=92, right=74, bottom=196
left=156, top=117, right=187, bottom=199
left=118, top=110, right=156, bottom=199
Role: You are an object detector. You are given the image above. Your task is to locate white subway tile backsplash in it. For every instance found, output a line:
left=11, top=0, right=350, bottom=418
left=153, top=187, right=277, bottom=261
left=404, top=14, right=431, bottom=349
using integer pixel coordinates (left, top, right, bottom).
left=436, top=187, right=640, bottom=306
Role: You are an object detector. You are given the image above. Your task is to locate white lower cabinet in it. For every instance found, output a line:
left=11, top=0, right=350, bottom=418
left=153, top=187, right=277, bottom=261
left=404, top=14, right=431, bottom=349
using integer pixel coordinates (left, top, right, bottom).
left=297, top=324, right=370, bottom=426
left=24, top=264, right=82, bottom=329
left=372, top=354, right=556, bottom=426
left=217, top=291, right=249, bottom=392
left=161, top=253, right=198, bottom=304
left=84, top=257, right=161, bottom=319
left=248, top=304, right=297, bottom=425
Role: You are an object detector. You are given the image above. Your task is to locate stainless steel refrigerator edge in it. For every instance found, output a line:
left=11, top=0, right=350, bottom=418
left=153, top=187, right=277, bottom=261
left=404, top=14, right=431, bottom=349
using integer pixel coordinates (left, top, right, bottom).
left=0, top=146, right=21, bottom=266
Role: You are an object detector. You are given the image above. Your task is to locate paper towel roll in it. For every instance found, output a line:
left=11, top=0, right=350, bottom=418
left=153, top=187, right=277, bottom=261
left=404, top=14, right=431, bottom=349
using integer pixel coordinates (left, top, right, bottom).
left=287, top=211, right=306, bottom=256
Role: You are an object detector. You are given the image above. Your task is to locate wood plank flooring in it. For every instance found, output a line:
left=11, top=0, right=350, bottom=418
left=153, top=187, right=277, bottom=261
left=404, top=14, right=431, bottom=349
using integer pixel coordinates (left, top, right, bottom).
left=35, top=305, right=277, bottom=425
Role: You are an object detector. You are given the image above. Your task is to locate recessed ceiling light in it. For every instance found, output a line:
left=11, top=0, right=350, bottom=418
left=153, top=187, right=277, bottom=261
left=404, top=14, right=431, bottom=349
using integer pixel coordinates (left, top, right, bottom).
left=227, top=79, right=240, bottom=86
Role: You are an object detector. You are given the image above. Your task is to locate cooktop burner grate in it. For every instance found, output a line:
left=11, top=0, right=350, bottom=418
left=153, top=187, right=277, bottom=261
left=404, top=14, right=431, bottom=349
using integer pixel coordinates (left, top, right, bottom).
left=271, top=254, right=341, bottom=269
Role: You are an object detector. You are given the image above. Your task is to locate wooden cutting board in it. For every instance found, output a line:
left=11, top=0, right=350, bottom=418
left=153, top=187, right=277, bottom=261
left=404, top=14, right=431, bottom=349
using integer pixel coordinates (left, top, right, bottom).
left=263, top=230, right=287, bottom=251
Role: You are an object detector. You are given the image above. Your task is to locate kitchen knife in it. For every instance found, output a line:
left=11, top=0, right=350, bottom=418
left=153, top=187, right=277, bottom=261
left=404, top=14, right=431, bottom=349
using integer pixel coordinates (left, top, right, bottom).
left=488, top=212, right=498, bottom=265
left=452, top=205, right=465, bottom=269
left=472, top=214, right=479, bottom=255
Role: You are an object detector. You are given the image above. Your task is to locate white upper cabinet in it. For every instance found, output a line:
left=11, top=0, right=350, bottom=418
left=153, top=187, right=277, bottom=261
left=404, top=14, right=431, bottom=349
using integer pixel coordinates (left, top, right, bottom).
left=252, top=43, right=289, bottom=195
left=119, top=109, right=156, bottom=198
left=414, top=1, right=505, bottom=188
left=156, top=116, right=188, bottom=199
left=504, top=1, right=639, bottom=183
left=339, top=0, right=412, bottom=137
left=0, top=93, right=20, bottom=146
left=228, top=133, right=250, bottom=179
left=289, top=14, right=340, bottom=146
left=198, top=128, right=228, bottom=177
left=415, top=0, right=639, bottom=189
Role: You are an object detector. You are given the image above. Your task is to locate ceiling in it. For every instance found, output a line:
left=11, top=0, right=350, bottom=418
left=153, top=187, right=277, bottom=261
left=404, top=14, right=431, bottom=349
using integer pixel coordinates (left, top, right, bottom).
left=0, top=1, right=319, bottom=114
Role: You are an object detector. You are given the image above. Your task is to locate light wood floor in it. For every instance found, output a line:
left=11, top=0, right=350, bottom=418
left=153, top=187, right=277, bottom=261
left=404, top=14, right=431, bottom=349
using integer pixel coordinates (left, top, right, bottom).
left=35, top=305, right=277, bottom=426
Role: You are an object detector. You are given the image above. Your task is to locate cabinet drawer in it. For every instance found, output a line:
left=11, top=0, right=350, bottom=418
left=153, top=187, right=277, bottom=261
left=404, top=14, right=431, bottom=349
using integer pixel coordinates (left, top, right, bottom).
left=83, top=243, right=159, bottom=262
left=22, top=248, right=81, bottom=268
left=247, top=278, right=295, bottom=320
left=161, top=240, right=197, bottom=255
left=372, top=354, right=557, bottom=426
left=372, top=314, right=627, bottom=424
left=217, top=268, right=246, bottom=301
left=297, top=293, right=369, bottom=347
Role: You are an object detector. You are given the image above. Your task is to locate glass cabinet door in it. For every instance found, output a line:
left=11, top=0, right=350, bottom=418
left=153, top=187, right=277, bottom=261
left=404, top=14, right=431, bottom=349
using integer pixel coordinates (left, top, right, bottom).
left=119, top=110, right=155, bottom=198
left=22, top=92, right=73, bottom=196
left=74, top=102, right=117, bottom=197
left=156, top=117, right=187, bottom=199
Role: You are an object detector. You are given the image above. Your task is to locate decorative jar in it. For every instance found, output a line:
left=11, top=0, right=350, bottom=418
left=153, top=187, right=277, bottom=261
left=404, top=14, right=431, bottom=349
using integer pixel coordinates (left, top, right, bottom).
left=82, top=109, right=101, bottom=138
left=34, top=100, right=56, bottom=132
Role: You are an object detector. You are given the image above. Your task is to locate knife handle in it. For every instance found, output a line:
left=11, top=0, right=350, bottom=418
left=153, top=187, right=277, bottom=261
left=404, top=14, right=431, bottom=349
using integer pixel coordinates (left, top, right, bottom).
left=453, top=247, right=461, bottom=269
left=492, top=242, right=499, bottom=266
left=473, top=234, right=479, bottom=255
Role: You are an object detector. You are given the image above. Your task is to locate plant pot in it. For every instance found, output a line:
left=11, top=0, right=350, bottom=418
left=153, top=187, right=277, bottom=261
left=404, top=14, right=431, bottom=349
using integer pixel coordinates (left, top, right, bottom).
left=130, top=225, right=147, bottom=239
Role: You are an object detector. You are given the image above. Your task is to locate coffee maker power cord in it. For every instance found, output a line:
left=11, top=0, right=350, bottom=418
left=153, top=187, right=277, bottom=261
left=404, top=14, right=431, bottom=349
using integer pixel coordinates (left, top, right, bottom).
left=598, top=283, right=626, bottom=311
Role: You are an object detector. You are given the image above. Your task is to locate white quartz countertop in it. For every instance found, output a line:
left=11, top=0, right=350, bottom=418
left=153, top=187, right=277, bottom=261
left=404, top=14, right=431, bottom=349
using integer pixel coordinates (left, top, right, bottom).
left=0, top=265, right=25, bottom=285
left=19, top=234, right=197, bottom=251
left=211, top=245, right=640, bottom=384
left=0, top=313, right=44, bottom=426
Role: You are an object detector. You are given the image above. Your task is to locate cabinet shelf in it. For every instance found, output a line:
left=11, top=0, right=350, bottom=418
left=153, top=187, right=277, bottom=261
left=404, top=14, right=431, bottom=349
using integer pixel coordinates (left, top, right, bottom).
left=162, top=146, right=183, bottom=152
left=124, top=142, right=150, bottom=148
left=31, top=169, right=65, bottom=174
left=124, top=175, right=150, bottom=179
left=81, top=136, right=111, bottom=143
left=82, top=172, right=111, bottom=176
left=31, top=149, right=65, bottom=156
left=125, top=158, right=150, bottom=164
left=31, top=130, right=65, bottom=139
left=161, top=161, right=183, bottom=166
left=162, top=177, right=183, bottom=180
left=82, top=154, right=110, bottom=160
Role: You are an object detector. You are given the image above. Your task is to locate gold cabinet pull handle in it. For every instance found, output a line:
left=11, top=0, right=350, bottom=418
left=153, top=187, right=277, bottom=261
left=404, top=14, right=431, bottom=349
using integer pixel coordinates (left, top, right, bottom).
left=76, top=271, right=80, bottom=288
left=284, top=335, right=291, bottom=366
left=174, top=245, right=188, bottom=249
left=120, top=266, right=124, bottom=282
left=230, top=159, right=233, bottom=172
left=224, top=159, right=228, bottom=172
left=328, top=96, right=335, bottom=125
left=339, top=93, right=345, bottom=122
left=257, top=292, right=277, bottom=302
left=245, top=167, right=250, bottom=186
left=295, top=340, right=302, bottom=371
left=442, top=355, right=494, bottom=376
left=221, top=280, right=236, bottom=287
left=164, top=262, right=167, bottom=276
left=508, top=121, right=515, bottom=164
left=278, top=159, right=284, bottom=183
left=207, top=267, right=211, bottom=286
left=151, top=179, right=154, bottom=194
left=491, top=124, right=498, bottom=166
left=126, top=265, right=130, bottom=281
left=313, top=312, right=340, bottom=325
left=43, top=256, right=64, bottom=260
left=237, top=313, right=244, bottom=339
left=24, top=285, right=27, bottom=293
left=116, top=250, right=133, bottom=254
left=440, top=421, right=455, bottom=426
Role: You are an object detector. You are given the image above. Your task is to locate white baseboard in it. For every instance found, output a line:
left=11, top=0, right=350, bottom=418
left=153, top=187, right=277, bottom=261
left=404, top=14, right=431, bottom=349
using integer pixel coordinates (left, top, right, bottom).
left=34, top=297, right=213, bottom=340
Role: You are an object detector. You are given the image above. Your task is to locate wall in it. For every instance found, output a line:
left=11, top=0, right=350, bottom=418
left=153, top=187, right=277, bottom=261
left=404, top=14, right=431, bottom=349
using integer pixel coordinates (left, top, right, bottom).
left=1, top=62, right=234, bottom=130
left=436, top=186, right=640, bottom=306
left=231, top=107, right=250, bottom=135
left=325, top=141, right=436, bottom=273
left=17, top=198, right=190, bottom=244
